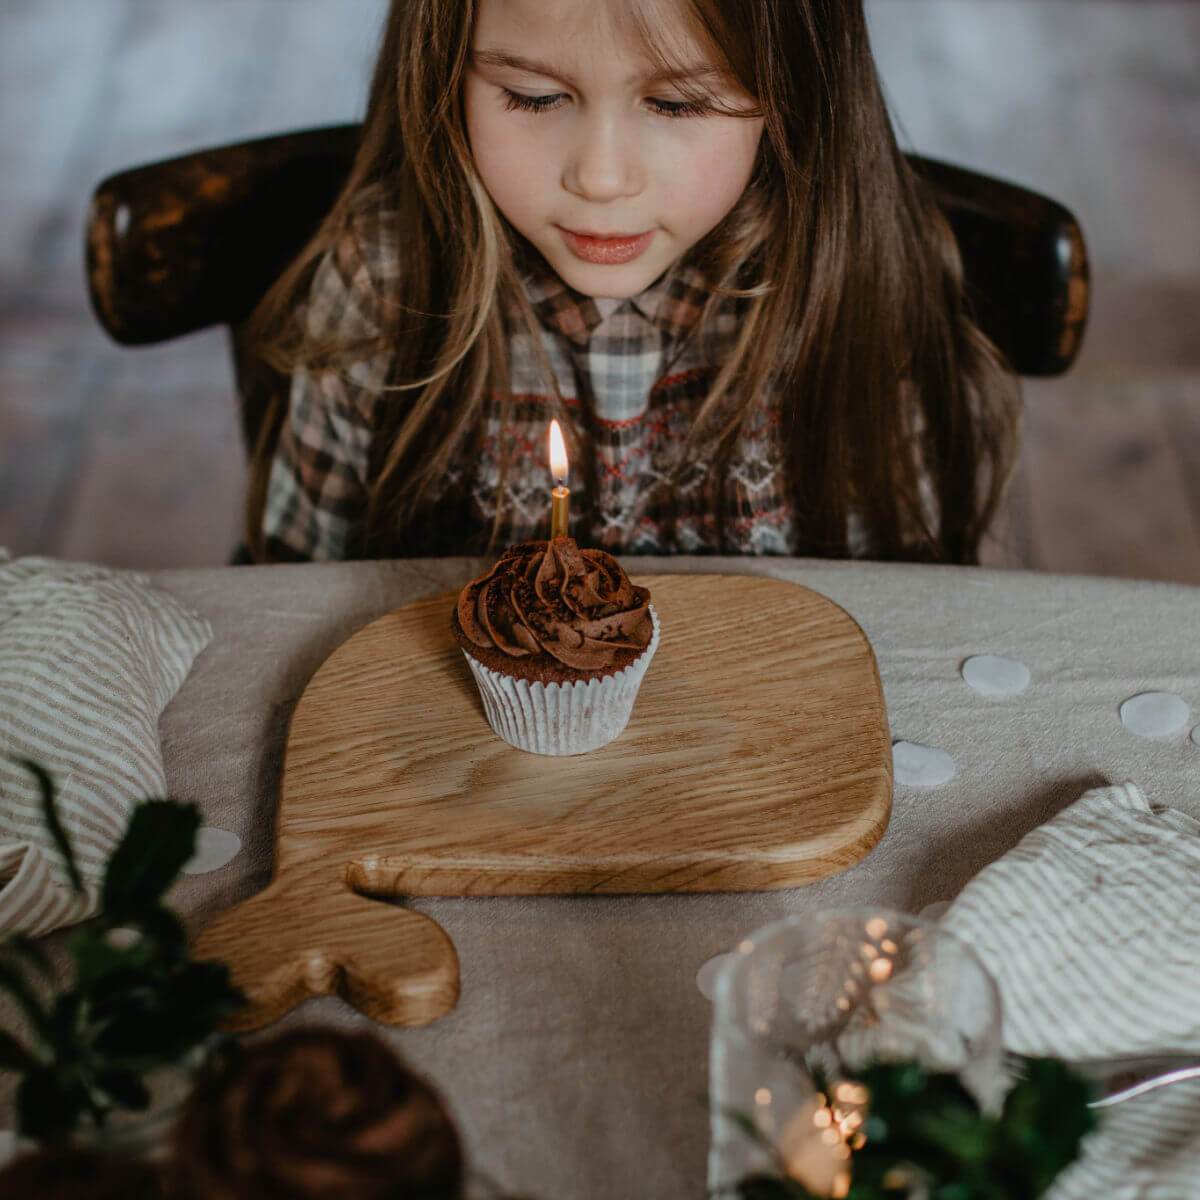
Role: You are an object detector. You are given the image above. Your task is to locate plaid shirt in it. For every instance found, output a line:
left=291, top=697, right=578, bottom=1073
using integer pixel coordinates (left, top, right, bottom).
left=263, top=208, right=889, bottom=561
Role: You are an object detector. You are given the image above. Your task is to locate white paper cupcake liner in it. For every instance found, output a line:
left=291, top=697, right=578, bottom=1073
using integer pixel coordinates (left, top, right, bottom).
left=462, top=605, right=661, bottom=756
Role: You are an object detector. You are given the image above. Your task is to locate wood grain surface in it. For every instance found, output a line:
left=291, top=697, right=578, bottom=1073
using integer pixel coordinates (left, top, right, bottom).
left=195, top=574, right=893, bottom=1029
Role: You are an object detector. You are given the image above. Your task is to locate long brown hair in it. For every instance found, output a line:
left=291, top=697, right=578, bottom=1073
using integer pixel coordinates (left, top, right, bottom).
left=241, top=0, right=1021, bottom=565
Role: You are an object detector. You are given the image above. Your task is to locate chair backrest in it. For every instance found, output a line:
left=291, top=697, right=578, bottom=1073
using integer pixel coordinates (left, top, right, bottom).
left=86, top=123, right=1090, bottom=462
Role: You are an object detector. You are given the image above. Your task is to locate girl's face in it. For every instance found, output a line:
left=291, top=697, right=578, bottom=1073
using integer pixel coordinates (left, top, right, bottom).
left=464, top=0, right=764, bottom=299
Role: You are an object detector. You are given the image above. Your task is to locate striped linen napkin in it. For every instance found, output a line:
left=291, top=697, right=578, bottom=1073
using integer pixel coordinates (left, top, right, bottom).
left=942, top=780, right=1200, bottom=1197
left=0, top=550, right=212, bottom=937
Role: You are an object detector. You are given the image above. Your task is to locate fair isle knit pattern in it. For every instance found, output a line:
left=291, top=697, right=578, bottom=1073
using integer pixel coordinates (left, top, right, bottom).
left=262, top=204, right=887, bottom=561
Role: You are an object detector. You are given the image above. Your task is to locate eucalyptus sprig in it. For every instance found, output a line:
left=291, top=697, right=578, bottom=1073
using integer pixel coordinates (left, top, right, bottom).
left=720, top=1057, right=1096, bottom=1200
left=0, top=758, right=245, bottom=1142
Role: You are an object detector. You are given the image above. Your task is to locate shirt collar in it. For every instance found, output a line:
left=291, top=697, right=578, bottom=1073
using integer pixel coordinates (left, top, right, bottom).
left=513, top=236, right=713, bottom=348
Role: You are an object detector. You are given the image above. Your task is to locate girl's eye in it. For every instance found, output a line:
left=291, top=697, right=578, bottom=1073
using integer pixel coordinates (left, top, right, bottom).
left=498, top=87, right=711, bottom=119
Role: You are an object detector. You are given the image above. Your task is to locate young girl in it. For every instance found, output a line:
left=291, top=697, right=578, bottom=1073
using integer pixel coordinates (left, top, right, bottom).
left=242, top=0, right=1021, bottom=566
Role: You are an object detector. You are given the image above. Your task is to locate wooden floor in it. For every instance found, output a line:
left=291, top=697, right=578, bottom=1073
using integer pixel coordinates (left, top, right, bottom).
left=2, top=0, right=1198, bottom=580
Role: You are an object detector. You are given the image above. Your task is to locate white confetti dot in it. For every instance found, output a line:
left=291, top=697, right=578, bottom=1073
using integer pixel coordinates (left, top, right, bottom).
left=1119, top=692, right=1190, bottom=738
left=1191, top=725, right=1200, bottom=748
left=105, top=927, right=141, bottom=950
left=182, top=827, right=243, bottom=875
left=961, top=655, right=1030, bottom=697
left=892, top=741, right=956, bottom=788
left=696, top=952, right=737, bottom=1001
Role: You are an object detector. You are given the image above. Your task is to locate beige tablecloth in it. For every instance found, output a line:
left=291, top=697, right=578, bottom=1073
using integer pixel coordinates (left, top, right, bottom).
left=20, top=556, right=1200, bottom=1195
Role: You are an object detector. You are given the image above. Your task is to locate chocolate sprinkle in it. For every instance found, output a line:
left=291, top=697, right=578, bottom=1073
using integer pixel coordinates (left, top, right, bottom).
left=452, top=537, right=653, bottom=682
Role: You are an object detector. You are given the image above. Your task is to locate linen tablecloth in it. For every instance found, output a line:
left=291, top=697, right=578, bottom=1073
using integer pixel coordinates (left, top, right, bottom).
left=7, top=555, right=1200, bottom=1196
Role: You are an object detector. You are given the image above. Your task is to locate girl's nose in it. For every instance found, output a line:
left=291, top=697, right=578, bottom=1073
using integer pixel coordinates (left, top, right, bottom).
left=563, top=116, right=645, bottom=201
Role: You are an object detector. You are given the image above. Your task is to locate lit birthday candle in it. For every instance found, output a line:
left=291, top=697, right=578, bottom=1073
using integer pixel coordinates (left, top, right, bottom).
left=548, top=419, right=570, bottom=539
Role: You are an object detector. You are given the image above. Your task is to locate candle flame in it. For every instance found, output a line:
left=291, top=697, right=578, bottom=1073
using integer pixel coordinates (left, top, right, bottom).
left=549, top=419, right=569, bottom=484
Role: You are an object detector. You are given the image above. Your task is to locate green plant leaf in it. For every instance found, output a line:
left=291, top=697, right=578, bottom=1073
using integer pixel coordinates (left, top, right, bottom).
left=725, top=1057, right=1097, bottom=1200
left=16, top=758, right=83, bottom=894
left=0, top=960, right=50, bottom=1043
left=95, top=1067, right=151, bottom=1112
left=911, top=1105, right=997, bottom=1164
left=999, top=1058, right=1097, bottom=1195
left=0, top=786, right=251, bottom=1144
left=66, top=905, right=186, bottom=984
left=89, top=958, right=244, bottom=1068
left=0, top=1028, right=35, bottom=1072
left=68, top=926, right=152, bottom=986
left=101, top=800, right=201, bottom=917
left=44, top=991, right=85, bottom=1060
left=2, top=933, right=56, bottom=983
left=134, top=904, right=188, bottom=959
left=931, top=1184, right=976, bottom=1200
left=16, top=1065, right=87, bottom=1142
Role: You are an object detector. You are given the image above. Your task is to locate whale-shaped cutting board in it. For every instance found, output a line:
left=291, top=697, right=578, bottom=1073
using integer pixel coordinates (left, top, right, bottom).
left=195, top=574, right=893, bottom=1031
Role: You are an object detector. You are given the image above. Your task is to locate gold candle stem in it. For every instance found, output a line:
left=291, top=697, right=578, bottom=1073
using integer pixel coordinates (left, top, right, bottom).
left=550, top=485, right=570, bottom=539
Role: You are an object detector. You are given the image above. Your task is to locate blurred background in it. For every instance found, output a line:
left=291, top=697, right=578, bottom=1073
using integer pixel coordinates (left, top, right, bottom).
left=1, top=0, right=1197, bottom=579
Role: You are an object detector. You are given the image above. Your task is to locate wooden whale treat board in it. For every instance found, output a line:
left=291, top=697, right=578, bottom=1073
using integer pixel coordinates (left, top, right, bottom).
left=196, top=574, right=893, bottom=1031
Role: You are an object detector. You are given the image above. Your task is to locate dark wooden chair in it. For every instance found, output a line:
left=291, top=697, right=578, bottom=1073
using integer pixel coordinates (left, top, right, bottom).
left=85, top=123, right=1090, bottom=563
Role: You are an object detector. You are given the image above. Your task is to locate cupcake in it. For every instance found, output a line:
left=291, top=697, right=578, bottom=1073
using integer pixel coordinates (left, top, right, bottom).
left=451, top=536, right=660, bottom=755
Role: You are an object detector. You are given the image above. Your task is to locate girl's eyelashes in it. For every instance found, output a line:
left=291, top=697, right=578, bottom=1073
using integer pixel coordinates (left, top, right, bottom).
left=498, top=87, right=712, bottom=119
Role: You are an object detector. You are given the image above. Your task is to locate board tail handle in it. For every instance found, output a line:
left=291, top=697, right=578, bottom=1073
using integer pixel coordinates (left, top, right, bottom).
left=192, top=874, right=460, bottom=1032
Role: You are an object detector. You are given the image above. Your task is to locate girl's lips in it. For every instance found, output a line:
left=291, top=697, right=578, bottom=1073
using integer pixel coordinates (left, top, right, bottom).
left=559, top=227, right=654, bottom=265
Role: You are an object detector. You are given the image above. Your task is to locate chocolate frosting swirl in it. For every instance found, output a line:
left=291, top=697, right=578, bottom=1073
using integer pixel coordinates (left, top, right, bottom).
left=456, top=537, right=652, bottom=671
left=168, top=1030, right=462, bottom=1200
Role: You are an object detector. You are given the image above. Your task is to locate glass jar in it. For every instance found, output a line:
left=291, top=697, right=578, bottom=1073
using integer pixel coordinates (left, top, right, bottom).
left=708, top=907, right=1004, bottom=1198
